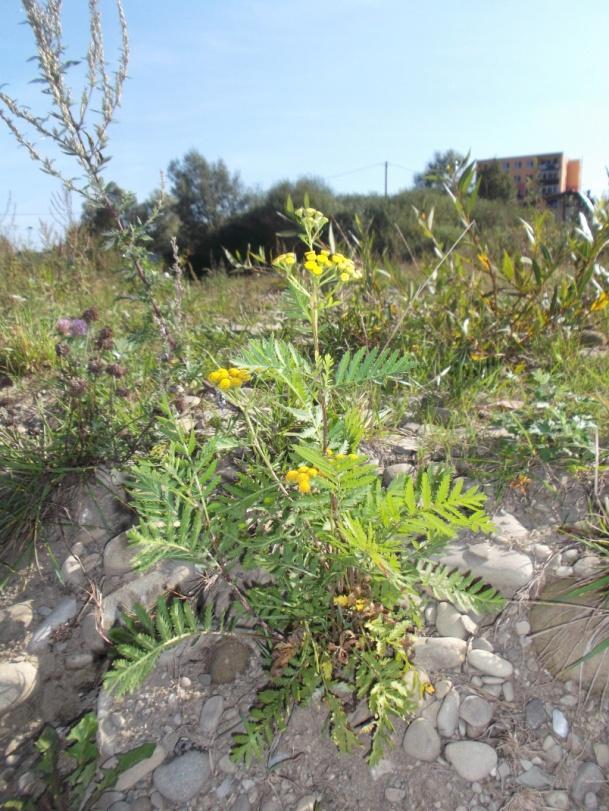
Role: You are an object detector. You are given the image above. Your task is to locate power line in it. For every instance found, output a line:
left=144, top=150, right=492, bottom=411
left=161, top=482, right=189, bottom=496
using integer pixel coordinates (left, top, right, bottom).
left=324, top=162, right=384, bottom=180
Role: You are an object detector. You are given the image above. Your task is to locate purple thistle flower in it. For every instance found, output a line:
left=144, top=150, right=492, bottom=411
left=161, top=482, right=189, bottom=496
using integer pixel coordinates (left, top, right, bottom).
left=56, top=317, right=71, bottom=335
left=69, top=318, right=89, bottom=337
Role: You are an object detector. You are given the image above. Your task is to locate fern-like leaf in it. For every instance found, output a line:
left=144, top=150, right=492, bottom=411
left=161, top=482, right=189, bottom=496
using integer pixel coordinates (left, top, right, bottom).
left=416, top=559, right=505, bottom=614
left=333, top=346, right=411, bottom=389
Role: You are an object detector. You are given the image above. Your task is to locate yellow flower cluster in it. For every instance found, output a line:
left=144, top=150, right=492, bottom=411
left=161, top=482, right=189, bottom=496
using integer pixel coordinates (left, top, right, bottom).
left=295, top=206, right=327, bottom=224
left=325, top=448, right=359, bottom=461
left=302, top=250, right=359, bottom=281
left=272, top=252, right=297, bottom=271
left=285, top=464, right=319, bottom=494
left=591, top=291, right=609, bottom=312
left=477, top=253, right=492, bottom=272
left=333, top=593, right=371, bottom=612
left=208, top=367, right=250, bottom=390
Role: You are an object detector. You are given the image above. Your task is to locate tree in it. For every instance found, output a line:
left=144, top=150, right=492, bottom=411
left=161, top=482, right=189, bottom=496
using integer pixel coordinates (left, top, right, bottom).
left=167, top=150, right=249, bottom=252
left=414, top=150, right=466, bottom=190
left=477, top=162, right=515, bottom=202
left=81, top=182, right=138, bottom=236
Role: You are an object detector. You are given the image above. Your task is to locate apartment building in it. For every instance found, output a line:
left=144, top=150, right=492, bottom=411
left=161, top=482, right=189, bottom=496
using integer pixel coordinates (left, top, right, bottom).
left=476, top=152, right=581, bottom=204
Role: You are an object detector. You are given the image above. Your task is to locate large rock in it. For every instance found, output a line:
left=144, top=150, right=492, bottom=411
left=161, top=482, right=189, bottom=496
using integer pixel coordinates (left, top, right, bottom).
left=210, top=638, right=250, bottom=684
left=103, top=532, right=138, bottom=576
left=0, top=601, right=34, bottom=644
left=115, top=744, right=166, bottom=791
left=437, top=689, right=460, bottom=737
left=530, top=578, right=609, bottom=692
left=402, top=717, right=441, bottom=761
left=411, top=637, right=467, bottom=671
left=436, top=540, right=533, bottom=597
left=459, top=695, right=492, bottom=728
left=571, top=762, right=604, bottom=803
left=444, top=741, right=497, bottom=781
left=29, top=597, right=78, bottom=652
left=0, top=661, right=38, bottom=717
left=48, top=467, right=132, bottom=547
left=102, top=561, right=196, bottom=629
left=153, top=751, right=211, bottom=804
left=467, top=649, right=513, bottom=678
left=436, top=603, right=467, bottom=640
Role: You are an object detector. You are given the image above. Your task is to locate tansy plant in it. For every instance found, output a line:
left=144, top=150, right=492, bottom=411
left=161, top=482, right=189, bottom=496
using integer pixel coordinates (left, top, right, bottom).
left=104, top=207, right=502, bottom=765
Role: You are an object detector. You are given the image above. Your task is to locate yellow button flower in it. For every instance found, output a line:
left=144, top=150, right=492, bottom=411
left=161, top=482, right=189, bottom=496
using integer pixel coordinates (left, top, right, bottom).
left=272, top=252, right=297, bottom=270
left=208, top=367, right=250, bottom=389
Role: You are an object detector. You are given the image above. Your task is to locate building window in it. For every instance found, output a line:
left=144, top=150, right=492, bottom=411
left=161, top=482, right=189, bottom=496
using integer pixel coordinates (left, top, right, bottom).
left=515, top=161, right=522, bottom=168
left=503, top=162, right=510, bottom=170
left=527, top=160, right=534, bottom=167
left=515, top=175, right=520, bottom=182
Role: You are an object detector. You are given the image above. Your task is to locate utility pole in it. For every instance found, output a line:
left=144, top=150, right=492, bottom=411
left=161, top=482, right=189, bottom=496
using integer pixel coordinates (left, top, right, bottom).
left=384, top=161, right=388, bottom=199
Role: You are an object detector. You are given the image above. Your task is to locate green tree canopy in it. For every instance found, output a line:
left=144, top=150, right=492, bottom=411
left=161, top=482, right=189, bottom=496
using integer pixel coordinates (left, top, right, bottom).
left=167, top=150, right=250, bottom=252
left=477, top=162, right=515, bottom=201
left=414, top=150, right=466, bottom=190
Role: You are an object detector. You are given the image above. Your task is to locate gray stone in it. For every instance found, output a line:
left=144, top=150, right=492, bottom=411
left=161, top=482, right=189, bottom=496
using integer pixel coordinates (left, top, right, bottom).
left=593, top=742, right=609, bottom=768
left=210, top=638, right=250, bottom=684
left=552, top=709, right=569, bottom=738
left=294, top=796, right=319, bottom=811
left=385, top=787, right=407, bottom=803
left=515, top=620, right=530, bottom=636
left=0, top=661, right=38, bottom=717
left=444, top=741, right=497, bottom=781
left=436, top=603, right=467, bottom=639
left=531, top=577, right=609, bottom=692
left=502, top=682, right=514, bottom=702
left=29, top=596, right=78, bottom=652
left=0, top=601, right=34, bottom=644
left=581, top=329, right=606, bottom=347
left=403, top=717, right=441, bottom=761
left=459, top=696, right=492, bottom=728
left=437, top=689, right=460, bottom=737
left=516, top=765, right=552, bottom=788
left=382, top=433, right=420, bottom=459
left=491, top=511, right=528, bottom=542
left=435, top=541, right=533, bottom=597
left=546, top=791, right=569, bottom=810
left=434, top=678, right=452, bottom=699
left=467, top=649, right=513, bottom=678
left=412, top=637, right=467, bottom=671
left=115, top=745, right=166, bottom=791
left=129, top=799, right=152, bottom=811
left=573, top=555, right=603, bottom=578
left=152, top=751, right=211, bottom=804
left=102, top=561, right=196, bottom=630
left=525, top=698, right=547, bottom=730
left=571, top=762, right=604, bottom=802
left=66, top=652, right=94, bottom=670
left=46, top=469, right=132, bottom=552
left=382, top=463, right=415, bottom=487
left=199, top=695, right=224, bottom=735
left=61, top=555, right=86, bottom=589
left=584, top=792, right=599, bottom=810
left=229, top=797, right=251, bottom=811
left=103, top=532, right=138, bottom=576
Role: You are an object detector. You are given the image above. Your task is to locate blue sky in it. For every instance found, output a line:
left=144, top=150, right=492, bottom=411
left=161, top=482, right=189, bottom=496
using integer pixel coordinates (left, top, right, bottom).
left=1, top=0, right=608, bottom=243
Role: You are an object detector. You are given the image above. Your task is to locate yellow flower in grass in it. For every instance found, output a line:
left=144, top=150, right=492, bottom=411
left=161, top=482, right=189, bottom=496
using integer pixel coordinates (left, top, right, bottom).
left=286, top=464, right=319, bottom=494
left=477, top=253, right=492, bottom=272
left=208, top=366, right=250, bottom=389
left=333, top=594, right=350, bottom=607
left=272, top=252, right=297, bottom=271
left=591, top=291, right=609, bottom=312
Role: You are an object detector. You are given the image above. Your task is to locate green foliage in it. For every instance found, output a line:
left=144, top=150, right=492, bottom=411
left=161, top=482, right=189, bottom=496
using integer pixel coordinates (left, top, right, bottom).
left=477, top=162, right=516, bottom=202
left=105, top=597, right=226, bottom=697
left=99, top=206, right=504, bottom=765
left=6, top=712, right=154, bottom=810
left=494, top=370, right=597, bottom=466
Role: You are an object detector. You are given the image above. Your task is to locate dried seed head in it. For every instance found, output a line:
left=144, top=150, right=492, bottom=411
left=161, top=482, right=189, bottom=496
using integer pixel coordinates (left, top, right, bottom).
left=55, top=342, right=70, bottom=358
left=81, top=306, right=99, bottom=323
left=87, top=358, right=103, bottom=376
left=68, top=377, right=88, bottom=398
left=106, top=363, right=126, bottom=379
